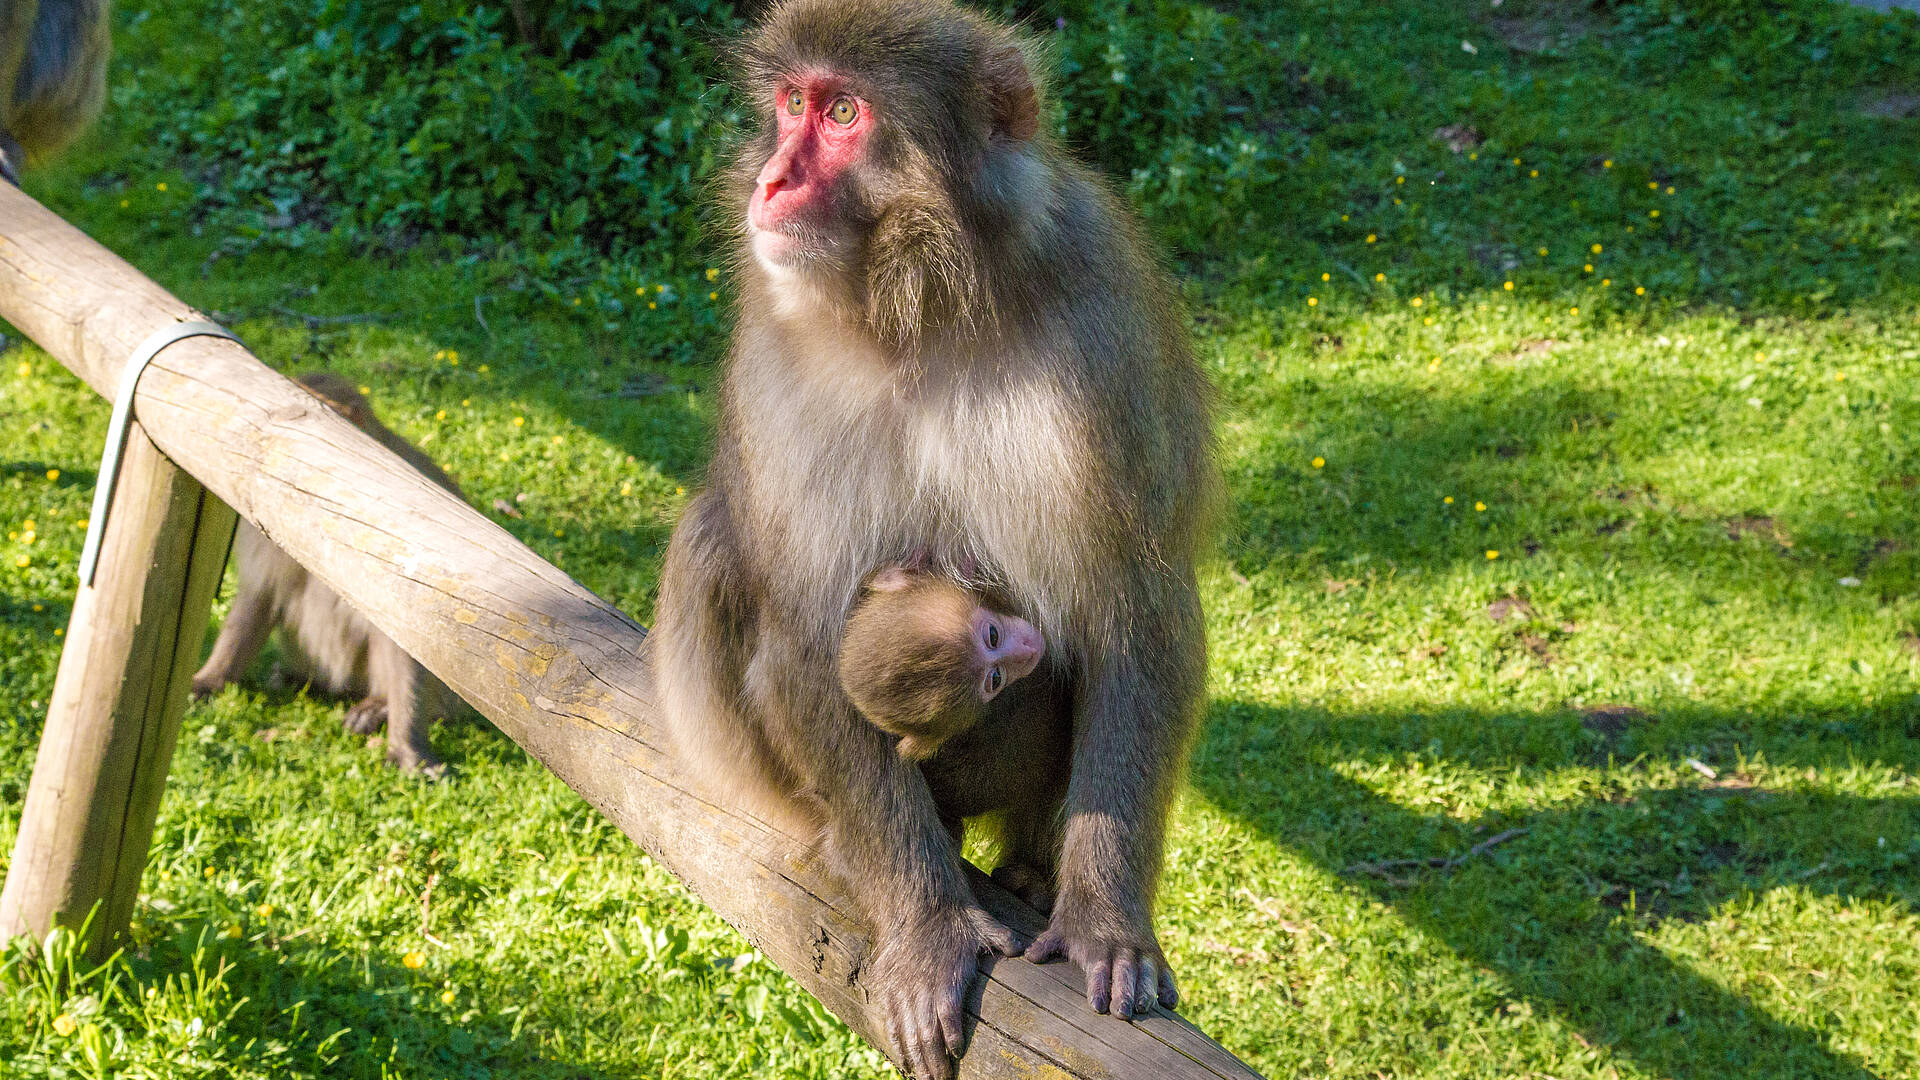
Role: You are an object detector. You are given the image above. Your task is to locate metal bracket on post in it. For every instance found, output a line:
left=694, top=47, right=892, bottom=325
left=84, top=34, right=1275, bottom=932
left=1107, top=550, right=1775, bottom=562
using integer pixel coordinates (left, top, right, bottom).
left=77, top=321, right=240, bottom=586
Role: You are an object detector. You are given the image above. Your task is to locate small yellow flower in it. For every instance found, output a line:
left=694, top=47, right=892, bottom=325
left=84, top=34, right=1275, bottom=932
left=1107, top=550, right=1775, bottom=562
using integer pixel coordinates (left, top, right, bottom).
left=14, top=361, right=29, bottom=377
left=1428, top=357, right=1441, bottom=371
left=478, top=364, right=489, bottom=373
left=441, top=989, right=458, bottom=1006
left=1393, top=198, right=1402, bottom=206
left=1590, top=243, right=1602, bottom=254
left=1584, top=264, right=1594, bottom=273
left=1602, top=159, right=1613, bottom=168
left=461, top=399, right=470, bottom=407
left=706, top=268, right=720, bottom=281
left=1321, top=272, right=1331, bottom=281
left=571, top=297, right=582, bottom=306
left=1648, top=181, right=1658, bottom=190
left=636, top=286, right=646, bottom=296
left=1474, top=502, right=1487, bottom=512
left=1649, top=209, right=1660, bottom=218
left=1424, top=317, right=1434, bottom=325
left=1570, top=307, right=1579, bottom=315
left=1486, top=549, right=1499, bottom=560
left=1340, top=214, right=1349, bottom=221
left=551, top=435, right=563, bottom=445
left=359, top=385, right=371, bottom=396
left=1503, top=281, right=1514, bottom=291
left=14, top=555, right=29, bottom=568
left=1627, top=225, right=1635, bottom=233
left=433, top=350, right=447, bottom=361
left=1529, top=169, right=1539, bottom=178
left=648, top=302, right=657, bottom=310
left=1635, top=286, right=1646, bottom=296
left=31, top=603, right=41, bottom=612
left=1366, top=233, right=1377, bottom=243
left=204, top=866, right=215, bottom=877
left=708, top=291, right=719, bottom=301
left=1756, top=352, right=1766, bottom=361
left=675, top=486, right=685, bottom=496
left=1395, top=175, right=1405, bottom=185
left=1410, top=296, right=1423, bottom=307
left=52, top=1014, right=77, bottom=1037
left=553, top=529, right=564, bottom=538
left=1602, top=278, right=1611, bottom=287
left=1469, top=152, right=1478, bottom=160
left=46, top=469, right=58, bottom=481
left=403, top=950, right=427, bottom=969
left=119, top=199, right=129, bottom=208
left=223, top=923, right=243, bottom=939
left=1537, top=247, right=1548, bottom=257
left=156, top=182, right=168, bottom=192
left=23, top=520, right=34, bottom=531
left=255, top=903, right=275, bottom=918
left=1311, top=457, right=1325, bottom=469
left=1307, top=297, right=1318, bottom=307
left=1443, top=495, right=1454, bottom=504
left=620, top=481, right=633, bottom=496
left=1511, top=157, right=1521, bottom=166
left=436, top=410, right=448, bottom=421
left=448, top=354, right=459, bottom=366
left=655, top=284, right=666, bottom=294
left=449, top=350, right=460, bottom=362
left=1835, top=371, right=1846, bottom=381
left=1665, top=186, right=1674, bottom=195
left=53, top=627, right=62, bottom=636
left=1375, top=272, right=1386, bottom=282
left=513, top=416, right=526, bottom=427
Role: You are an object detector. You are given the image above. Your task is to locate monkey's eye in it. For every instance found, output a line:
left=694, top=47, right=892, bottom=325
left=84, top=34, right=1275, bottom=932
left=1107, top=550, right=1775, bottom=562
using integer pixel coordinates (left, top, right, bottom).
left=785, top=90, right=805, bottom=116
left=988, top=667, right=1004, bottom=693
left=829, top=98, right=858, bottom=125
left=985, top=623, right=1001, bottom=649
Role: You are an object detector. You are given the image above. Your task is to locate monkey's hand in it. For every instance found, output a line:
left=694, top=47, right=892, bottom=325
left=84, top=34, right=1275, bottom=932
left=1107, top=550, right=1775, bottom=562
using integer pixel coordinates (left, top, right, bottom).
left=1025, top=899, right=1177, bottom=1021
left=868, top=904, right=1021, bottom=1080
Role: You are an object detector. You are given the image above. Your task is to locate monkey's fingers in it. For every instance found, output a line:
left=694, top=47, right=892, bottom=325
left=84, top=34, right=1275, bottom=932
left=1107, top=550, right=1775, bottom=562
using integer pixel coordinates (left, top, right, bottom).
left=1022, top=926, right=1067, bottom=964
left=1130, top=954, right=1161, bottom=1019
left=1085, top=954, right=1114, bottom=1015
left=1110, top=948, right=1144, bottom=1020
left=966, top=906, right=1024, bottom=956
left=1157, top=964, right=1179, bottom=1010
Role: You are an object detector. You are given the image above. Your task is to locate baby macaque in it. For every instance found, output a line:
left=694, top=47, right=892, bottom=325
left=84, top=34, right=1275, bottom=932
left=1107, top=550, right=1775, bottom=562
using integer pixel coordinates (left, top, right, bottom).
left=191, top=372, right=464, bottom=776
left=838, top=568, right=1045, bottom=761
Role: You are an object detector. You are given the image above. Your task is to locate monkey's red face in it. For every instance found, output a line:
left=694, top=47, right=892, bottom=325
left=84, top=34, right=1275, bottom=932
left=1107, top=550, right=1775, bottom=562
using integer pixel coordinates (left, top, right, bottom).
left=970, top=608, right=1044, bottom=703
left=748, top=72, right=873, bottom=267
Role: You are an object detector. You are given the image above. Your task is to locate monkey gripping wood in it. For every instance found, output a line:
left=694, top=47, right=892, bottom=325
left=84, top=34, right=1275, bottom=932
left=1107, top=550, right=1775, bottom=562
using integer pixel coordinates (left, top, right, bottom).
left=0, top=183, right=1266, bottom=1079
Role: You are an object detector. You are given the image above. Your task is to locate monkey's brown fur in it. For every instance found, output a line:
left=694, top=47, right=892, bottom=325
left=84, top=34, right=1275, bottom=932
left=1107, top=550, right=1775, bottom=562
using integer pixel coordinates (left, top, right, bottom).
left=191, top=373, right=465, bottom=777
left=839, top=573, right=992, bottom=762
left=0, top=0, right=111, bottom=182
left=654, top=2, right=1216, bottom=1075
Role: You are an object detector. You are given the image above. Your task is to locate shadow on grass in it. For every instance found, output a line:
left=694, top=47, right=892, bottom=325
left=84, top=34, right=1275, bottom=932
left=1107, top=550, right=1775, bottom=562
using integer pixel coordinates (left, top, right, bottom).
left=1194, top=697, right=1918, bottom=1079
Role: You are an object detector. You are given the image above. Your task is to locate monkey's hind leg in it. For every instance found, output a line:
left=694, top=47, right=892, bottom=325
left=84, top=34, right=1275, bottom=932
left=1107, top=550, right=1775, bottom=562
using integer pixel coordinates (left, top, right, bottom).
left=364, top=632, right=445, bottom=778
left=0, top=130, right=22, bottom=186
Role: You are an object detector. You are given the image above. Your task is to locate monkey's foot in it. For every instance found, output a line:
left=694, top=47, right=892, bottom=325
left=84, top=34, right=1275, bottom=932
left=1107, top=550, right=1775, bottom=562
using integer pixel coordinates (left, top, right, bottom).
left=342, top=696, right=390, bottom=734
left=1025, top=906, right=1177, bottom=1021
left=868, top=905, right=1022, bottom=1080
left=189, top=672, right=230, bottom=702
left=988, top=862, right=1056, bottom=914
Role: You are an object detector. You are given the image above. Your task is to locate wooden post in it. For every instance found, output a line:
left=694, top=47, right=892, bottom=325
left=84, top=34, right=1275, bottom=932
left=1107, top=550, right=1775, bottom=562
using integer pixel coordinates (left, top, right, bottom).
left=0, top=425, right=236, bottom=960
left=0, top=182, right=1264, bottom=1079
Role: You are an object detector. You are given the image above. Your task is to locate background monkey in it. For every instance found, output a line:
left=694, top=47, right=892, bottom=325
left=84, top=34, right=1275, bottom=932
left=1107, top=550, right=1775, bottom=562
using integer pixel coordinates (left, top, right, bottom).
left=191, top=372, right=465, bottom=777
left=839, top=567, right=1045, bottom=762
left=653, top=0, right=1217, bottom=1075
left=0, top=0, right=112, bottom=183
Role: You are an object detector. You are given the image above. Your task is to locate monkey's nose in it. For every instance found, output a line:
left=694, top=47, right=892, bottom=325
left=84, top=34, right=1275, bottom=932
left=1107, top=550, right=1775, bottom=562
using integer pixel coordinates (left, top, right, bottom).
left=1003, top=627, right=1044, bottom=680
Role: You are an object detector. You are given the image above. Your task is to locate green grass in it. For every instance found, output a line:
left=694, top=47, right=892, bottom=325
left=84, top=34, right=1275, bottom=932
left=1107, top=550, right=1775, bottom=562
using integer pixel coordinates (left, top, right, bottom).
left=5, top=0, right=1920, bottom=1077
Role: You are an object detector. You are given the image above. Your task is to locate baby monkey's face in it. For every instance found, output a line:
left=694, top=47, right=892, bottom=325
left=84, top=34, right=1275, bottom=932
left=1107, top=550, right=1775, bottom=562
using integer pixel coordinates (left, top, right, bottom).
left=968, top=605, right=1045, bottom=702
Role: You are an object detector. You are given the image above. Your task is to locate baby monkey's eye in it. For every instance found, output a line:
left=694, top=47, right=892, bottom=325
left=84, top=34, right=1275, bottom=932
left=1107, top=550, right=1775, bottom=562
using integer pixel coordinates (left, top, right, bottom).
left=785, top=90, right=804, bottom=116
left=986, top=623, right=1000, bottom=649
left=988, top=667, right=1004, bottom=693
left=829, top=98, right=858, bottom=125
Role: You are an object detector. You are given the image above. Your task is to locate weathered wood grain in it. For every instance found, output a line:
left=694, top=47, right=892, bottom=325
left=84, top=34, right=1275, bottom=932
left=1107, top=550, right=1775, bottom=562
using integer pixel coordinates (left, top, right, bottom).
left=0, top=182, right=1265, bottom=1080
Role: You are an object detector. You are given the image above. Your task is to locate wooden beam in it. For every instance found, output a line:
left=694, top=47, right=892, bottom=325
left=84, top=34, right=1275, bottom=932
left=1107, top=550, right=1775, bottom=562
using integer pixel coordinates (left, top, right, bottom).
left=0, top=183, right=1264, bottom=1080
left=0, top=424, right=235, bottom=960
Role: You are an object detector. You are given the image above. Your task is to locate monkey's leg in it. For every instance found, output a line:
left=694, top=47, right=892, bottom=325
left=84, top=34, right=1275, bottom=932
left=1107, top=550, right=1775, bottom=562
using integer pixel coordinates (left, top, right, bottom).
left=190, top=577, right=275, bottom=700
left=1026, top=577, right=1202, bottom=1022
left=363, top=632, right=443, bottom=777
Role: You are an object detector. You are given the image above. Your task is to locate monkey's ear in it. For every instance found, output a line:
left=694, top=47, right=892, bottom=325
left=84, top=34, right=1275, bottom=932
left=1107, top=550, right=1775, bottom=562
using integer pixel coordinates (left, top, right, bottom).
left=984, top=45, right=1039, bottom=142
left=868, top=567, right=915, bottom=592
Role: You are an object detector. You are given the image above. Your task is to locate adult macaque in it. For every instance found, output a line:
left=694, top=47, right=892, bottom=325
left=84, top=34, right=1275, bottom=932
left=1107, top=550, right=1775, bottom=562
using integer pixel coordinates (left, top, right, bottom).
left=191, top=373, right=464, bottom=777
left=653, top=1, right=1215, bottom=1075
left=0, top=0, right=112, bottom=183
left=840, top=567, right=1045, bottom=762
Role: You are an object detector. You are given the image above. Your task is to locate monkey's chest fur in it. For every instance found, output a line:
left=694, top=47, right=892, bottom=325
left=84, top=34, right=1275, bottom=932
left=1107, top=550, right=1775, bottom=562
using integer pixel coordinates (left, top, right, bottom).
left=729, top=337, right=1089, bottom=647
